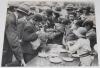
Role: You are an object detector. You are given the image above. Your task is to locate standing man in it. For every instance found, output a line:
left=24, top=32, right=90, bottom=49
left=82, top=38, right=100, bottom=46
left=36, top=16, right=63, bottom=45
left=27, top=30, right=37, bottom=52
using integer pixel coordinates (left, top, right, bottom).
left=2, top=4, right=29, bottom=66
left=68, top=27, right=93, bottom=66
left=21, top=14, right=42, bottom=63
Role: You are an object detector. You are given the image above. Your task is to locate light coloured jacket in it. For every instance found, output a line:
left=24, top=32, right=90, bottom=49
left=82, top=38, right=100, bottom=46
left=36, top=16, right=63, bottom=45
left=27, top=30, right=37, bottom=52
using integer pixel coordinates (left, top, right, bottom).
left=68, top=38, right=91, bottom=55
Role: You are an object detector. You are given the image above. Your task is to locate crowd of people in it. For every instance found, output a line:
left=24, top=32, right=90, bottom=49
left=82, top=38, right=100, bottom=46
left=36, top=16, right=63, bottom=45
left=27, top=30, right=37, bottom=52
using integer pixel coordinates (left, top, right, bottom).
left=2, top=2, right=97, bottom=66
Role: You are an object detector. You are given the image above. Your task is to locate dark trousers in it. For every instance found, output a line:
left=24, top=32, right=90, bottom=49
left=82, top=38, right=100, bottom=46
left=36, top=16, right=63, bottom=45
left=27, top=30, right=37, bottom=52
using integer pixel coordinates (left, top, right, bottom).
left=2, top=49, right=21, bottom=67
left=2, top=53, right=35, bottom=66
left=2, top=44, right=43, bottom=67
left=1, top=49, right=13, bottom=66
left=23, top=53, right=35, bottom=63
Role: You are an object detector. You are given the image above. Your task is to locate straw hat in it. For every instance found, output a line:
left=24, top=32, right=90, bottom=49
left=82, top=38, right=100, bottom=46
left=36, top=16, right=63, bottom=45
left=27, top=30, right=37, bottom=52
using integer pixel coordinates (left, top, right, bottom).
left=16, top=4, right=29, bottom=15
left=53, top=6, right=62, bottom=15
left=65, top=4, right=74, bottom=10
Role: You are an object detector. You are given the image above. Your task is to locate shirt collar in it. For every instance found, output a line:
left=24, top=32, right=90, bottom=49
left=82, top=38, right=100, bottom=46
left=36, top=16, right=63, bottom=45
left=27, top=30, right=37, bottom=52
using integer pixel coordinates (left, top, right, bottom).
left=14, top=12, right=18, bottom=19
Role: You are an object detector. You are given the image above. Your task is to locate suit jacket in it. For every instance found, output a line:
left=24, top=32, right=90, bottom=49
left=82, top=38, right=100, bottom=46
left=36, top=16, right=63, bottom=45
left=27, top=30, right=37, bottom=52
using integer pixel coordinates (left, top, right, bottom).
left=3, top=12, right=23, bottom=61
left=21, top=20, right=38, bottom=54
left=17, top=17, right=27, bottom=40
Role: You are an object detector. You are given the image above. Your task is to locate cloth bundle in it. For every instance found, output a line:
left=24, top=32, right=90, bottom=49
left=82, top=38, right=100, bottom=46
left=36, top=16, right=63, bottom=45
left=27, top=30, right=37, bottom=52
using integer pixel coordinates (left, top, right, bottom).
left=31, top=38, right=41, bottom=50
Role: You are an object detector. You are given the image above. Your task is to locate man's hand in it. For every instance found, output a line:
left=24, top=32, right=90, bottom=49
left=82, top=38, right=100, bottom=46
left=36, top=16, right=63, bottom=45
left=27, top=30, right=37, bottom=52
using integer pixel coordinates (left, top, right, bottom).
left=21, top=59, right=26, bottom=66
left=66, top=50, right=72, bottom=53
left=36, top=31, right=40, bottom=35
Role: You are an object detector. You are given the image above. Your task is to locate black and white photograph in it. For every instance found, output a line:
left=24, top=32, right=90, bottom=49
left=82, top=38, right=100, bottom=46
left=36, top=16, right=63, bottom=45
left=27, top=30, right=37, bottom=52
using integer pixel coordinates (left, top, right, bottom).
left=1, top=0, right=98, bottom=67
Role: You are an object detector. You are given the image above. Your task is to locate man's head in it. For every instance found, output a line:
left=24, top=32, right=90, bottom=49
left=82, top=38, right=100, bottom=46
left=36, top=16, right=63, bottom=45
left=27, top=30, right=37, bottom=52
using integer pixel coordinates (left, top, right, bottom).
left=16, top=4, right=29, bottom=19
left=68, top=14, right=74, bottom=21
left=68, top=12, right=76, bottom=21
left=75, top=20, right=83, bottom=27
left=82, top=7, right=87, bottom=14
left=67, top=32, right=78, bottom=41
left=65, top=4, right=74, bottom=14
left=53, top=6, right=62, bottom=18
left=45, top=8, right=53, bottom=16
left=8, top=5, right=18, bottom=12
left=82, top=20, right=93, bottom=31
left=33, top=14, right=43, bottom=22
left=32, top=14, right=43, bottom=26
left=76, top=8, right=82, bottom=17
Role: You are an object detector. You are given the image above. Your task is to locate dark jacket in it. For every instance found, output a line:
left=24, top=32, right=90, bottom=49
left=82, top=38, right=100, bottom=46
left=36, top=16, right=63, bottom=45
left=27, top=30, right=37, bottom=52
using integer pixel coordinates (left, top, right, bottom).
left=2, top=13, right=23, bottom=62
left=21, top=21, right=38, bottom=54
left=17, top=17, right=27, bottom=39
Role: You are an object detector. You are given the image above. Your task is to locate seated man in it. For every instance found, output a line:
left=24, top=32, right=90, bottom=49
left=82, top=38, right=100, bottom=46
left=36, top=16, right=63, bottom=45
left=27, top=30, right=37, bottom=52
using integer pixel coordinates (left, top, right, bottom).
left=21, top=14, right=43, bottom=63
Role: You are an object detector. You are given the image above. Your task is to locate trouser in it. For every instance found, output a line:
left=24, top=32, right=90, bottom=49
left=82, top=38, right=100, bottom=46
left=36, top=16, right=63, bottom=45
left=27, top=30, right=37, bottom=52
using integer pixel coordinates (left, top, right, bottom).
left=5, top=61, right=21, bottom=66
left=4, top=53, right=37, bottom=66
left=23, top=53, right=36, bottom=63
left=2, top=41, right=45, bottom=67
left=2, top=48, right=37, bottom=66
left=79, top=55, right=94, bottom=66
left=23, top=46, right=44, bottom=64
left=1, top=49, right=13, bottom=66
left=2, top=50, right=21, bottom=67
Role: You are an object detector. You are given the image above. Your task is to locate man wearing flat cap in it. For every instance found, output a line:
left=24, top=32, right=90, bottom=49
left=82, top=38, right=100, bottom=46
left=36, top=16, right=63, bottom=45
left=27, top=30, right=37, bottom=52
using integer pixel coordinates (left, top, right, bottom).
left=53, top=6, right=62, bottom=23
left=65, top=4, right=74, bottom=15
left=2, top=4, right=29, bottom=66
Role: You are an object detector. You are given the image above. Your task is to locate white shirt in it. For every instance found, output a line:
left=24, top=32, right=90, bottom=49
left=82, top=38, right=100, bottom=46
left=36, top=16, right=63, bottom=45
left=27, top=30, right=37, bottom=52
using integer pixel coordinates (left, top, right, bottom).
left=14, top=12, right=18, bottom=21
left=68, top=38, right=91, bottom=55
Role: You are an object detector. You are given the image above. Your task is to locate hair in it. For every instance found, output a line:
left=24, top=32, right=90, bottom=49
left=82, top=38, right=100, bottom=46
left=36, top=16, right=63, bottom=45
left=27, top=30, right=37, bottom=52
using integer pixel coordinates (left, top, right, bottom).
left=46, top=9, right=53, bottom=16
left=75, top=20, right=83, bottom=27
left=33, top=14, right=43, bottom=22
left=8, top=6, right=17, bottom=12
left=67, top=31, right=79, bottom=41
left=82, top=20, right=93, bottom=28
left=62, top=19, right=71, bottom=25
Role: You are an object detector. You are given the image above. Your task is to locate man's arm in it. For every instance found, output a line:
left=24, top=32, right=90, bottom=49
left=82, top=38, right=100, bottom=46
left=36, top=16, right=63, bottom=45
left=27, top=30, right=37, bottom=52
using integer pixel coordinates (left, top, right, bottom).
left=68, top=39, right=81, bottom=53
left=22, top=25, right=38, bottom=42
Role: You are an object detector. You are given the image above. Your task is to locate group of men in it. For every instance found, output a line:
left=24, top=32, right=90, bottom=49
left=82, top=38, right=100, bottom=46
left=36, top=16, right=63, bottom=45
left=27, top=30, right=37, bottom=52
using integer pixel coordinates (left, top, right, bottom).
left=1, top=2, right=97, bottom=66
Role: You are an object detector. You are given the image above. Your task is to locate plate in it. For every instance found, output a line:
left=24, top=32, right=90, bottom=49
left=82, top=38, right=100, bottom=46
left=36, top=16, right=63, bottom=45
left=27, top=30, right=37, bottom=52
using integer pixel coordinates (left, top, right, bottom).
left=49, top=57, right=62, bottom=63
left=71, top=54, right=80, bottom=58
left=62, top=57, right=74, bottom=62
